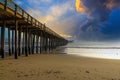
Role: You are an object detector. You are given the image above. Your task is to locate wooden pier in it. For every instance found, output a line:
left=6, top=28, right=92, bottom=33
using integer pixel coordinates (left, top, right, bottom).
left=0, top=0, right=68, bottom=59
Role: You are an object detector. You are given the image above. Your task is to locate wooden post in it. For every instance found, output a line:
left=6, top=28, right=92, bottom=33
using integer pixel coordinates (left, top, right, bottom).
left=25, top=26, right=28, bottom=57
left=8, top=28, right=11, bottom=56
left=22, top=32, right=25, bottom=55
left=35, top=35, right=36, bottom=53
left=49, top=37, right=51, bottom=51
left=51, top=38, right=53, bottom=50
left=42, top=37, right=44, bottom=52
left=30, top=34, right=33, bottom=54
left=36, top=35, right=38, bottom=53
left=42, top=36, right=44, bottom=52
left=12, top=30, right=14, bottom=54
left=45, top=35, right=48, bottom=52
left=35, top=35, right=38, bottom=53
left=14, top=5, right=18, bottom=59
left=31, top=34, right=33, bottom=54
left=38, top=36, right=40, bottom=53
left=0, top=27, right=2, bottom=56
left=52, top=37, right=54, bottom=49
left=41, top=32, right=44, bottom=53
left=32, top=34, right=35, bottom=54
left=14, top=20, right=18, bottom=59
left=48, top=37, right=50, bottom=51
left=40, top=34, right=42, bottom=53
left=49, top=37, right=52, bottom=50
left=1, top=20, right=6, bottom=58
left=47, top=37, right=49, bottom=51
left=28, top=30, right=31, bottom=55
left=18, top=27, right=22, bottom=56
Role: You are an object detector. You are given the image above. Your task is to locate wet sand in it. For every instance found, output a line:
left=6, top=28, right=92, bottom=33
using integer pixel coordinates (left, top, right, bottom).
left=0, top=54, right=120, bottom=80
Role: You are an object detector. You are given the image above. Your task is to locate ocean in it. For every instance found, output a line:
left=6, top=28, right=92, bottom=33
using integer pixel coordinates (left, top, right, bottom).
left=2, top=41, right=120, bottom=59
left=53, top=41, right=120, bottom=59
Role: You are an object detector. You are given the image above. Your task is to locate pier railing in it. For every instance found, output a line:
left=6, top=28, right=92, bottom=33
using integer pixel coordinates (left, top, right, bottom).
left=0, top=0, right=64, bottom=38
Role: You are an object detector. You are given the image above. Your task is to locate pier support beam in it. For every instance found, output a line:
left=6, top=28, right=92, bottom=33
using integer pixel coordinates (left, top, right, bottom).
left=39, top=36, right=41, bottom=53
left=14, top=20, right=18, bottom=59
left=30, top=33, right=33, bottom=54
left=8, top=28, right=11, bottom=56
left=18, top=27, right=22, bottom=56
left=32, top=34, right=35, bottom=54
left=22, top=32, right=25, bottom=55
left=14, top=5, right=18, bottom=59
left=43, top=31, right=46, bottom=52
left=44, top=36, right=46, bottom=52
left=49, top=37, right=51, bottom=51
left=1, top=20, right=6, bottom=58
left=40, top=33, right=43, bottom=53
left=45, top=35, right=48, bottom=52
left=25, top=26, right=28, bottom=57
left=12, top=30, right=14, bottom=55
left=40, top=32, right=44, bottom=52
left=36, top=35, right=39, bottom=54
left=28, top=30, right=31, bottom=55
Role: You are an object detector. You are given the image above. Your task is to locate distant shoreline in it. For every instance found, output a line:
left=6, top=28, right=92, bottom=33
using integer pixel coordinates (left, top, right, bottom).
left=63, top=46, right=120, bottom=49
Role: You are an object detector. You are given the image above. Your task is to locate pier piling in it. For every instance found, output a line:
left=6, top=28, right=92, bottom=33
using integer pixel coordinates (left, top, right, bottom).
left=0, top=0, right=68, bottom=59
left=1, top=20, right=6, bottom=58
left=8, top=28, right=11, bottom=56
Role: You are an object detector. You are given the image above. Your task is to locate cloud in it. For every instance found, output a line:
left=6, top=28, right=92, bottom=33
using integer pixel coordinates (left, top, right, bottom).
left=41, top=0, right=51, bottom=3
left=13, top=0, right=120, bottom=41
left=13, top=0, right=77, bottom=39
left=76, top=0, right=87, bottom=13
left=13, top=0, right=23, bottom=5
left=41, top=1, right=74, bottom=23
left=26, top=1, right=73, bottom=22
left=74, top=0, right=120, bottom=41
left=25, top=0, right=76, bottom=36
left=28, top=0, right=51, bottom=4
left=27, top=8, right=43, bottom=18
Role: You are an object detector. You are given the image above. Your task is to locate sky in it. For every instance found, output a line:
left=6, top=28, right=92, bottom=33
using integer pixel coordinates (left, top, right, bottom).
left=13, top=0, right=79, bottom=38
left=13, top=0, right=120, bottom=41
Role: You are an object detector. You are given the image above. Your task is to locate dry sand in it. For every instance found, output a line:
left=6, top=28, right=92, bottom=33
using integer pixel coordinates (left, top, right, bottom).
left=0, top=54, right=120, bottom=80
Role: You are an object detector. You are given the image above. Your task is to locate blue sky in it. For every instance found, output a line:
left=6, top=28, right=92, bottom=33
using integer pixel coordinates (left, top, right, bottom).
left=12, top=0, right=120, bottom=41
left=13, top=0, right=83, bottom=38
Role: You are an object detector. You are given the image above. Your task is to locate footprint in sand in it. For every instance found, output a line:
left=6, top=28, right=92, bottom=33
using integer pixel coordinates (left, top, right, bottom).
left=85, top=70, right=90, bottom=73
left=17, top=75, right=21, bottom=78
left=24, top=74, right=29, bottom=77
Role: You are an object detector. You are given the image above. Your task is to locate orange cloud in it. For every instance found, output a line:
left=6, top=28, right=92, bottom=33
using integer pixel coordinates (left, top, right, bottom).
left=76, top=0, right=85, bottom=12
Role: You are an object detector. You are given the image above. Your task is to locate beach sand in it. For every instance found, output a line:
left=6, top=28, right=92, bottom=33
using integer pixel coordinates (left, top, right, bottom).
left=0, top=54, right=120, bottom=80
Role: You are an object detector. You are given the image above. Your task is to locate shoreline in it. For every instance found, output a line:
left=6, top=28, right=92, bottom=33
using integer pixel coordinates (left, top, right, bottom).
left=1, top=54, right=120, bottom=80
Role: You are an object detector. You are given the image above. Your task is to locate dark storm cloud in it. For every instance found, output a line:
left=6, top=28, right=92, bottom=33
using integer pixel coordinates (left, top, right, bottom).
left=75, top=0, right=120, bottom=41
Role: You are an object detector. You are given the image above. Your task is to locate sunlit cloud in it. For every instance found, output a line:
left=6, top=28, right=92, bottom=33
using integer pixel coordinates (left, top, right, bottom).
left=25, top=1, right=76, bottom=36
left=75, top=0, right=87, bottom=12
left=14, top=0, right=87, bottom=39
left=41, top=2, right=74, bottom=23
